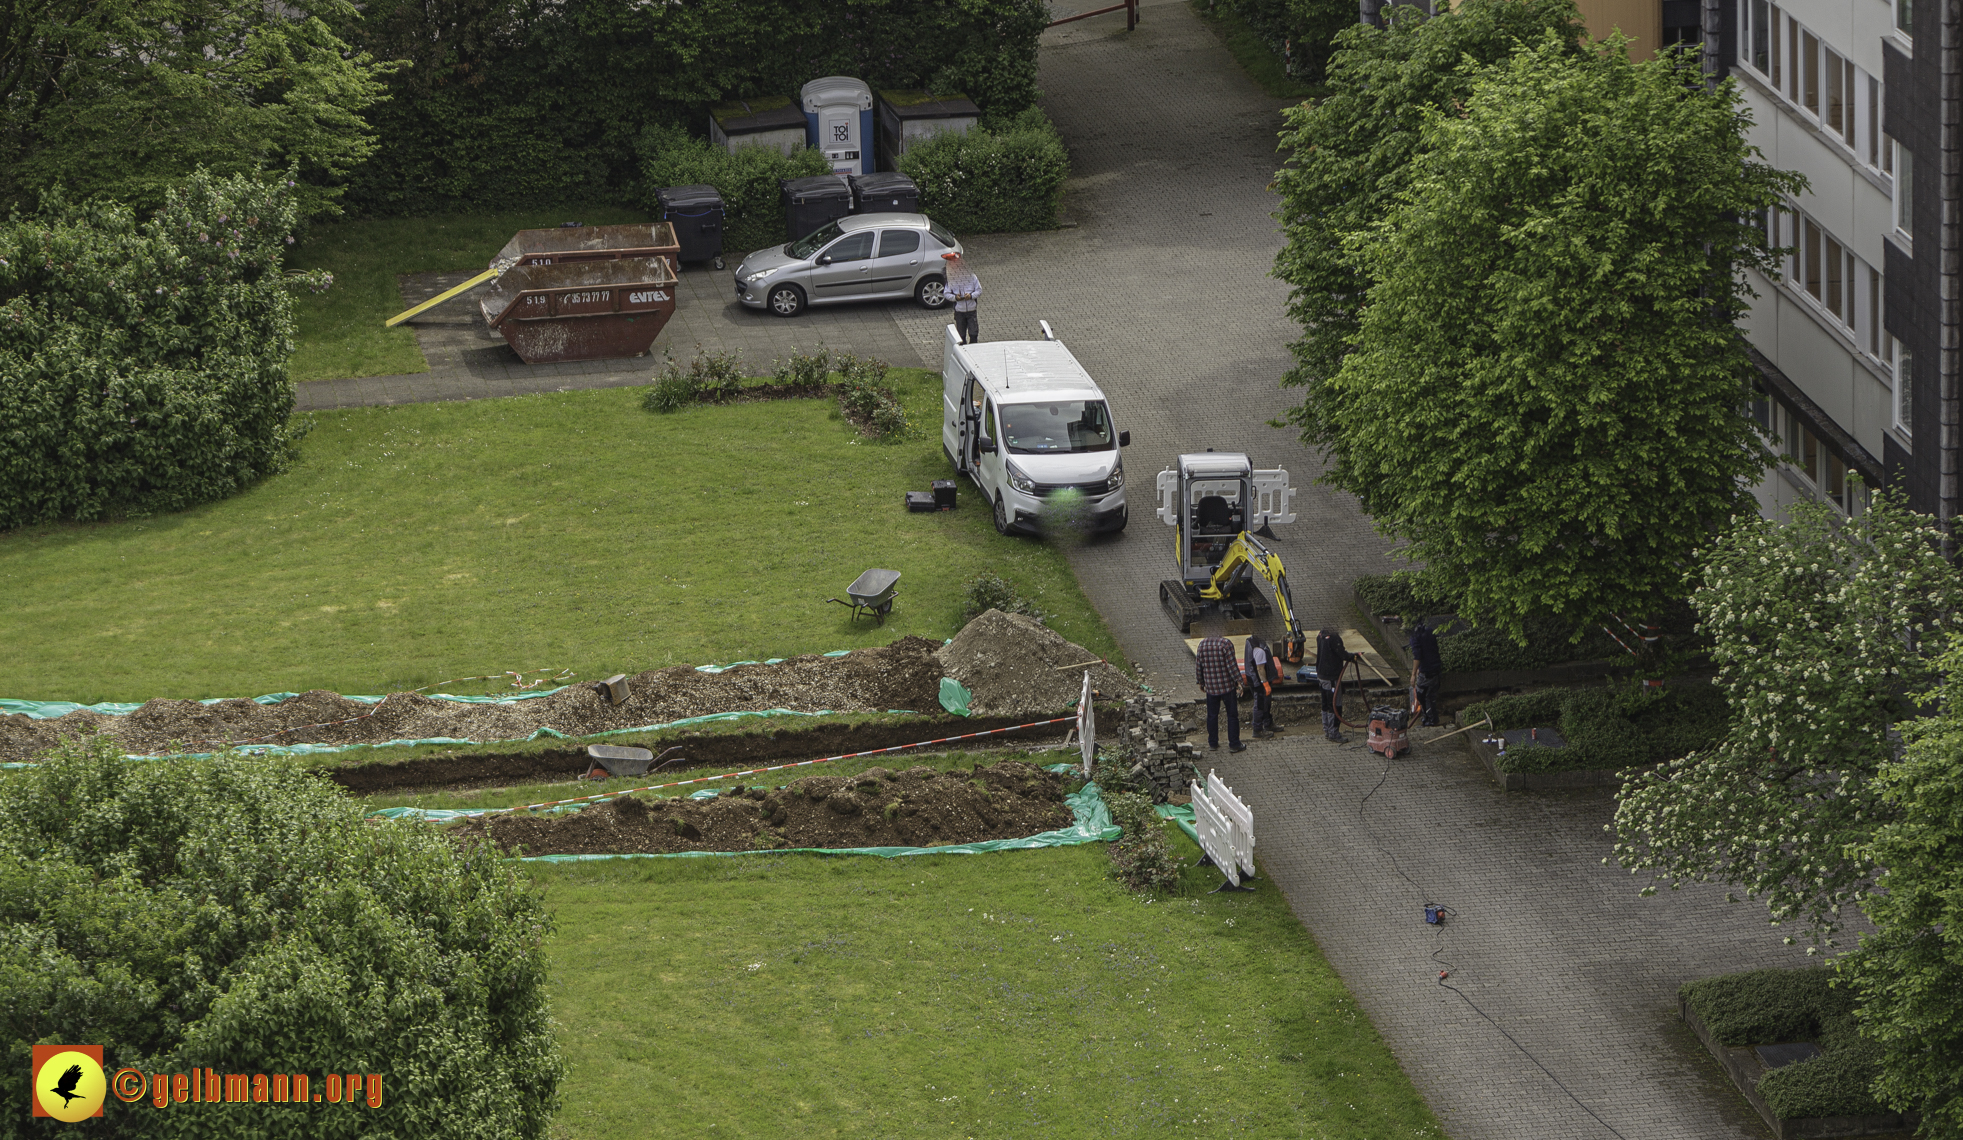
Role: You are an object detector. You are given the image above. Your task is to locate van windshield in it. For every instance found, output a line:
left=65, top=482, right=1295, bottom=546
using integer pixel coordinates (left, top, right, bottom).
left=787, top=221, right=844, bottom=260
left=1001, top=400, right=1115, bottom=454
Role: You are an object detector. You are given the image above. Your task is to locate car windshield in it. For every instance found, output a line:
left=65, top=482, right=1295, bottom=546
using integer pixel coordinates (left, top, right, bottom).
left=1000, top=400, right=1115, bottom=454
left=786, top=221, right=844, bottom=260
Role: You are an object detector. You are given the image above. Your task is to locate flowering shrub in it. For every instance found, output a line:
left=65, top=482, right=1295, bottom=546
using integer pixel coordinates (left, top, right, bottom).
left=0, top=735, right=565, bottom=1138
left=0, top=170, right=320, bottom=530
left=1611, top=492, right=1963, bottom=947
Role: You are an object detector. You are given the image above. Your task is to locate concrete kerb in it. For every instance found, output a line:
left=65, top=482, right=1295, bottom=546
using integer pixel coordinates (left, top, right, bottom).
left=1680, top=997, right=1917, bottom=1139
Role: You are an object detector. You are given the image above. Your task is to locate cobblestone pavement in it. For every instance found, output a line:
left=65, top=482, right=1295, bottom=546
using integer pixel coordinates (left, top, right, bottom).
left=1209, top=719, right=1807, bottom=1140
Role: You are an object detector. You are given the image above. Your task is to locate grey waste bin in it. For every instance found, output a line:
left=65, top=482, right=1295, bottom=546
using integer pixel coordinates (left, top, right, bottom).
left=655, top=184, right=726, bottom=268
left=848, top=172, right=920, bottom=215
left=781, top=174, right=853, bottom=242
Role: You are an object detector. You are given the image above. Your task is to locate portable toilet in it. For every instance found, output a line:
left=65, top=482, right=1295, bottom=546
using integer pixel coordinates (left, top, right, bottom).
left=801, top=77, right=875, bottom=177
left=708, top=96, right=807, bottom=156
left=875, top=91, right=981, bottom=170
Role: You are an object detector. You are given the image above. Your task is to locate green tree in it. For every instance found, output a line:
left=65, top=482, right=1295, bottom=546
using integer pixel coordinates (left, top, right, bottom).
left=1612, top=494, right=1963, bottom=947
left=1305, top=36, right=1799, bottom=636
left=0, top=0, right=397, bottom=216
left=0, top=736, right=566, bottom=1138
left=1272, top=0, right=1587, bottom=405
left=1838, top=641, right=1963, bottom=1135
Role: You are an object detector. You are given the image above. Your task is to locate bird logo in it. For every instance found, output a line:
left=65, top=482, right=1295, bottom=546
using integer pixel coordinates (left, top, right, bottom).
left=51, top=1064, right=84, bottom=1106
left=30, top=1046, right=105, bottom=1122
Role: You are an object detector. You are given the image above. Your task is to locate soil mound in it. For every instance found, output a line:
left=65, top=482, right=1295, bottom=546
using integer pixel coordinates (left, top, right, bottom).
left=454, top=758, right=1074, bottom=856
left=0, top=637, right=946, bottom=762
left=937, top=610, right=1139, bottom=716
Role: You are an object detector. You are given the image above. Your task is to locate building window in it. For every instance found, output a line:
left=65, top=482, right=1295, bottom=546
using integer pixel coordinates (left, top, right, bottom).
left=1825, top=49, right=1846, bottom=136
left=1869, top=268, right=1882, bottom=356
left=1750, top=0, right=1770, bottom=71
left=1894, top=142, right=1914, bottom=239
left=1801, top=31, right=1819, bottom=114
left=1867, top=76, right=1879, bottom=164
left=1803, top=220, right=1822, bottom=298
left=1897, top=0, right=1913, bottom=37
left=1788, top=17, right=1800, bottom=100
left=1896, top=342, right=1914, bottom=434
left=1769, top=3, right=1781, bottom=84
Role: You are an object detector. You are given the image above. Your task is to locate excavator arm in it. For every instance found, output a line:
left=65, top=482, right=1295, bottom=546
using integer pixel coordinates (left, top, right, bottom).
left=1197, top=532, right=1306, bottom=664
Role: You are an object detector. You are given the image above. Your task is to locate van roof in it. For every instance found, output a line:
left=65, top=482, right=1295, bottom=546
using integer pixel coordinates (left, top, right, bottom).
left=955, top=339, right=1103, bottom=401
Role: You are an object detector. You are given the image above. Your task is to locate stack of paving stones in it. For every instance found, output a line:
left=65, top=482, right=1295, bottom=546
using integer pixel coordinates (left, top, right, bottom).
left=1118, top=696, right=1199, bottom=802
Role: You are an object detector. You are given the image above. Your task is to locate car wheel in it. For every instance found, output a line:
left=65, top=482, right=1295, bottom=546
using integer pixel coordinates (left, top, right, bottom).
left=768, top=283, right=805, bottom=317
left=916, top=276, right=948, bottom=309
left=993, top=493, right=1013, bottom=536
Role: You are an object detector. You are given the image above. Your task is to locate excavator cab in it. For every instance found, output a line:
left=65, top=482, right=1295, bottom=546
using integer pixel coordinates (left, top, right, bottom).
left=1155, top=453, right=1302, bottom=661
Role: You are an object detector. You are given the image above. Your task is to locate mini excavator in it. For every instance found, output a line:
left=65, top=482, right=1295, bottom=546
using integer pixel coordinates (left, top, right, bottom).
left=1155, top=451, right=1305, bottom=665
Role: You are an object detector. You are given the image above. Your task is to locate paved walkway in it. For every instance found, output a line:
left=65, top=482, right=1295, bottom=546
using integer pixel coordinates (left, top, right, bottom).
left=297, top=3, right=1816, bottom=1135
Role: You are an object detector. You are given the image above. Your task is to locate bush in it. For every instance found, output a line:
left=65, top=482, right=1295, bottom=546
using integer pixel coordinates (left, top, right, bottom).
left=1105, top=791, right=1180, bottom=895
left=1355, top=572, right=1646, bottom=671
left=962, top=574, right=1045, bottom=622
left=1209, top=0, right=1359, bottom=84
left=832, top=353, right=907, bottom=438
left=0, top=172, right=315, bottom=531
left=1682, top=968, right=1887, bottom=1119
left=641, top=346, right=750, bottom=412
left=0, top=735, right=565, bottom=1138
left=772, top=345, right=833, bottom=388
left=1463, top=680, right=1729, bottom=773
left=635, top=124, right=831, bottom=253
left=899, top=108, right=1068, bottom=234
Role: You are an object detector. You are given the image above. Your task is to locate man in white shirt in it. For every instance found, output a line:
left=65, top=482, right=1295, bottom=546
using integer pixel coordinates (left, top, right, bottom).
left=942, top=251, right=981, bottom=344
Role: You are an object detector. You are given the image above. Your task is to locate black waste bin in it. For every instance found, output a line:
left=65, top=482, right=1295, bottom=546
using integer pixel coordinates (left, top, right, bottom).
left=781, top=174, right=853, bottom=243
left=655, top=184, right=726, bottom=268
left=848, top=171, right=920, bottom=215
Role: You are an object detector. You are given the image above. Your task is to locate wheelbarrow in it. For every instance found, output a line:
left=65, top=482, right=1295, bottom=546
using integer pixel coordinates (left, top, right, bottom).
left=827, top=568, right=901, bottom=624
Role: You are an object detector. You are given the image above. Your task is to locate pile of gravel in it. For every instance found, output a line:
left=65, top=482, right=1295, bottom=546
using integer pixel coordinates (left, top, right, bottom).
left=936, top=609, right=1139, bottom=716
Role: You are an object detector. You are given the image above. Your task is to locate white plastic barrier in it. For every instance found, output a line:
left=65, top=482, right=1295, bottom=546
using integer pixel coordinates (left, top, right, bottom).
left=1079, top=670, right=1096, bottom=776
left=1191, top=769, right=1258, bottom=889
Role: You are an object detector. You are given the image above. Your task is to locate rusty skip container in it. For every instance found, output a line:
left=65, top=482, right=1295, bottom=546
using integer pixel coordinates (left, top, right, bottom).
left=493, top=222, right=681, bottom=272
left=478, top=257, right=679, bottom=364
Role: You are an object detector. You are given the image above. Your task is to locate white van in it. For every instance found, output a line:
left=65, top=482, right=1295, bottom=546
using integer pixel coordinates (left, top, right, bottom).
left=941, top=323, right=1130, bottom=536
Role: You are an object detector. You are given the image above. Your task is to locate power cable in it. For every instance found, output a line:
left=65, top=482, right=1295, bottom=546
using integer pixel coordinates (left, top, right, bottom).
left=1353, top=742, right=1633, bottom=1140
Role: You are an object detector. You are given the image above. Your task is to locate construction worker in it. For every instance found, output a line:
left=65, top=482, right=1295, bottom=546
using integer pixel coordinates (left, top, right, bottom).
left=1408, top=620, right=1444, bottom=727
left=1194, top=618, right=1246, bottom=753
left=1243, top=633, right=1282, bottom=738
left=1315, top=628, right=1358, bottom=743
left=942, top=251, right=981, bottom=344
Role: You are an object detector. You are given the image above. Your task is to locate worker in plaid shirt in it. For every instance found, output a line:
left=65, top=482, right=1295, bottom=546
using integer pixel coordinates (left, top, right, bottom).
left=1193, top=619, right=1246, bottom=753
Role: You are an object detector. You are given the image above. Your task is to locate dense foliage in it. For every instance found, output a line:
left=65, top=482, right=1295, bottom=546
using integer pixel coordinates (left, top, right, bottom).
left=1354, top=574, right=1637, bottom=672
left=0, top=171, right=318, bottom=530
left=0, top=0, right=394, bottom=217
left=0, top=736, right=564, bottom=1138
left=1466, top=682, right=1728, bottom=774
left=331, top=0, right=1047, bottom=215
left=1288, top=27, right=1798, bottom=639
left=1681, top=967, right=1886, bottom=1121
left=1274, top=0, right=1586, bottom=412
left=898, top=108, right=1068, bottom=234
left=1839, top=640, right=1963, bottom=1136
left=1205, top=0, right=1370, bottom=84
left=1105, top=791, right=1180, bottom=895
left=1614, top=494, right=1963, bottom=948
left=635, top=126, right=831, bottom=252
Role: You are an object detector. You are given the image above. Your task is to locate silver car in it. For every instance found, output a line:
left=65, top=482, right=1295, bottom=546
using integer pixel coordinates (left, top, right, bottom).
left=733, top=213, right=965, bottom=317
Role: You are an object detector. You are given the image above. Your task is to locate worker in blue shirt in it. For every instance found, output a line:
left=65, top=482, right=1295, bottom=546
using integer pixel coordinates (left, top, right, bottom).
left=1408, top=621, right=1444, bottom=727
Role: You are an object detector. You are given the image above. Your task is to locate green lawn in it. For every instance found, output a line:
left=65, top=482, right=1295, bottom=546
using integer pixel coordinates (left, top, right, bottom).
left=286, top=206, right=651, bottom=382
left=1189, top=1, right=1327, bottom=101
left=0, top=373, right=1118, bottom=703
left=530, top=828, right=1443, bottom=1139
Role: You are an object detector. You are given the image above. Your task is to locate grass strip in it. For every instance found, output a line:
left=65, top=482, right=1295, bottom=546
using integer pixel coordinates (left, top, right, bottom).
left=286, top=206, right=650, bottom=382
left=528, top=829, right=1444, bottom=1138
left=0, top=375, right=1119, bottom=702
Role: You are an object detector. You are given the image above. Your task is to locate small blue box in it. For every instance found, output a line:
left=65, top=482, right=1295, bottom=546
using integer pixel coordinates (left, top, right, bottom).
left=1424, top=905, right=1445, bottom=925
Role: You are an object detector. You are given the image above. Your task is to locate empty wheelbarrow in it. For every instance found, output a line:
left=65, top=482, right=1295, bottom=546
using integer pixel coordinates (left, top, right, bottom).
left=827, top=568, right=900, bottom=624
left=582, top=744, right=685, bottom=779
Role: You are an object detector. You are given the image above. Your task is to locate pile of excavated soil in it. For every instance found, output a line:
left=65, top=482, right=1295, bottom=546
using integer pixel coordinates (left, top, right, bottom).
left=454, top=758, right=1074, bottom=856
left=937, top=610, right=1139, bottom=716
left=0, top=637, right=944, bottom=762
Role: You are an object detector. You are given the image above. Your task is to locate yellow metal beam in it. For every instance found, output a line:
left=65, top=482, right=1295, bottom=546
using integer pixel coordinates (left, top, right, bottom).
left=383, top=266, right=501, bottom=328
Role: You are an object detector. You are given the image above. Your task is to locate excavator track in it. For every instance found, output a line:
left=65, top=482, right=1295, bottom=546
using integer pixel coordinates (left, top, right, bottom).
left=1160, top=580, right=1201, bottom=634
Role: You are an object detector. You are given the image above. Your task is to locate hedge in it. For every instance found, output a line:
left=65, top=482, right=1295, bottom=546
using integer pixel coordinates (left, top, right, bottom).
left=1356, top=573, right=1625, bottom=671
left=1463, top=681, right=1729, bottom=773
left=0, top=171, right=311, bottom=531
left=898, top=108, right=1069, bottom=234
left=329, top=0, right=1049, bottom=215
left=1681, top=968, right=1887, bottom=1120
left=0, top=736, right=566, bottom=1138
left=635, top=125, right=831, bottom=252
left=1206, top=0, right=1360, bottom=84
